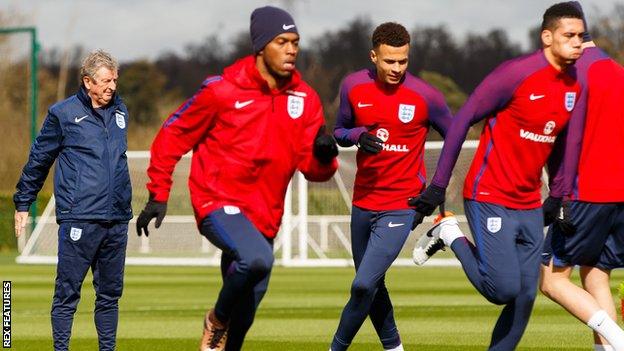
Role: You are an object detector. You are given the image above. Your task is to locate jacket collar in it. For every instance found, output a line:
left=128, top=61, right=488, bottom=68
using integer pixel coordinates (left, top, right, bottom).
left=223, top=55, right=301, bottom=95
left=77, top=85, right=121, bottom=111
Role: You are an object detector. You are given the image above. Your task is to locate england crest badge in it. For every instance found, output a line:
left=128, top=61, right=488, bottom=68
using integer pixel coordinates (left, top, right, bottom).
left=287, top=95, right=304, bottom=119
left=564, top=92, right=576, bottom=112
left=398, top=104, right=415, bottom=123
left=486, top=217, right=502, bottom=233
left=70, top=227, right=82, bottom=241
left=115, top=112, right=126, bottom=129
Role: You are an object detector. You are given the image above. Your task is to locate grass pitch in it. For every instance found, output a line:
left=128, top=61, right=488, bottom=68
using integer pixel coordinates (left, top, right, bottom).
left=2, top=253, right=622, bottom=350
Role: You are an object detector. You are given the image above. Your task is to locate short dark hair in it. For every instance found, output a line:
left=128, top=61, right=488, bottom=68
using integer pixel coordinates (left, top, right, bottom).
left=541, top=2, right=583, bottom=31
left=372, top=22, right=410, bottom=48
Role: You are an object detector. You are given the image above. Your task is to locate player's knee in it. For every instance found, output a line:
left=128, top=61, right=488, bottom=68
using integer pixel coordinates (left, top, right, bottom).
left=247, top=255, right=273, bottom=277
left=485, top=280, right=521, bottom=305
left=351, top=279, right=375, bottom=298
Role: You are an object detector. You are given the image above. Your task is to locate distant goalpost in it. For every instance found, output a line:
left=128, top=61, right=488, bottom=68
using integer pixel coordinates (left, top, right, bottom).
left=17, top=141, right=481, bottom=267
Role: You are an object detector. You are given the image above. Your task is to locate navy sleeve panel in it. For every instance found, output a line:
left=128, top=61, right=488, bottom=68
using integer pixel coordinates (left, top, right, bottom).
left=333, top=70, right=371, bottom=147
left=14, top=110, right=63, bottom=211
left=403, top=73, right=452, bottom=138
left=431, top=51, right=548, bottom=188
left=556, top=47, right=610, bottom=198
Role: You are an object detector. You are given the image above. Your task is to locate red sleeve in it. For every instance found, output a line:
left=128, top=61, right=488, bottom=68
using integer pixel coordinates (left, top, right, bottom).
left=297, top=93, right=338, bottom=182
left=146, top=83, right=220, bottom=201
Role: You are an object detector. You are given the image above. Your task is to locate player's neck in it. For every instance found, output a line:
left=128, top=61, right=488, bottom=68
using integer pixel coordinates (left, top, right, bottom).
left=543, top=49, right=569, bottom=72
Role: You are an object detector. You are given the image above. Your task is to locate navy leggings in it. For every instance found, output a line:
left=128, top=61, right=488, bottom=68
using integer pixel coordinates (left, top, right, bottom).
left=200, top=208, right=274, bottom=351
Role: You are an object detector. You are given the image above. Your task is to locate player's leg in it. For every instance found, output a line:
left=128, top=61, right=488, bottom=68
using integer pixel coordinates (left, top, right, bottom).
left=331, top=209, right=412, bottom=351
left=488, top=208, right=542, bottom=351
left=52, top=222, right=103, bottom=351
left=224, top=256, right=272, bottom=351
left=454, top=200, right=521, bottom=305
left=541, top=202, right=624, bottom=349
left=581, top=266, right=619, bottom=349
left=199, top=207, right=274, bottom=350
left=90, top=222, right=128, bottom=351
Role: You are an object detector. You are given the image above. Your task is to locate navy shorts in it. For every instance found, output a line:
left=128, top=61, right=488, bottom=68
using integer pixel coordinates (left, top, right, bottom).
left=542, top=202, right=624, bottom=269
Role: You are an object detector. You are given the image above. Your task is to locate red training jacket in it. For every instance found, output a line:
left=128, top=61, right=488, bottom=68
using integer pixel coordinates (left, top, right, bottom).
left=146, top=56, right=338, bottom=238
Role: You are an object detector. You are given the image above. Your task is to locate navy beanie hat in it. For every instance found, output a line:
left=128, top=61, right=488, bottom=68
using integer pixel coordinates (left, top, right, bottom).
left=250, top=6, right=298, bottom=52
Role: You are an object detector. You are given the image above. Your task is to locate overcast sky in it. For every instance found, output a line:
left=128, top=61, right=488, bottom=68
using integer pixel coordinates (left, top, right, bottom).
left=2, top=0, right=620, bottom=62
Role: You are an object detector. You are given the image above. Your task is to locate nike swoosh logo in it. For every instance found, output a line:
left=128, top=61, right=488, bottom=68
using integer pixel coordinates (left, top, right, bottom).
left=529, top=94, right=545, bottom=101
left=358, top=102, right=373, bottom=108
left=235, top=100, right=254, bottom=109
left=282, top=24, right=296, bottom=30
left=74, top=115, right=88, bottom=123
left=388, top=222, right=405, bottom=228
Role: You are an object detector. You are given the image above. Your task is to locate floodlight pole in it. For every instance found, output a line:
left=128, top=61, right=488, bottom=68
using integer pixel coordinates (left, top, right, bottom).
left=0, top=27, right=40, bottom=233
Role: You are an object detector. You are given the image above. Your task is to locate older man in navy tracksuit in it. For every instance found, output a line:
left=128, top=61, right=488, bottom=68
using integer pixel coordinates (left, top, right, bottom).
left=13, top=50, right=131, bottom=351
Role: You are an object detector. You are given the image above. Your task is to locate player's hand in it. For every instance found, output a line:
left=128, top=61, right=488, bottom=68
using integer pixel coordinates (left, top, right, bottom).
left=555, top=200, right=576, bottom=236
left=313, top=125, right=339, bottom=164
left=542, top=196, right=562, bottom=226
left=357, top=124, right=383, bottom=154
left=136, top=198, right=167, bottom=237
left=411, top=211, right=425, bottom=230
left=408, top=184, right=446, bottom=216
left=14, top=211, right=28, bottom=237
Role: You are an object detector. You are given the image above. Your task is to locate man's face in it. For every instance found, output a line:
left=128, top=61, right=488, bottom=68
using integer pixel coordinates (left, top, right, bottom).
left=370, top=44, right=409, bottom=85
left=84, top=66, right=118, bottom=108
left=542, top=18, right=584, bottom=66
left=260, top=32, right=299, bottom=79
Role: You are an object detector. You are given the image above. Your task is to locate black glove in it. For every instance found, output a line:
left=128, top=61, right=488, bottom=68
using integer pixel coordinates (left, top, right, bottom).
left=136, top=198, right=167, bottom=237
left=407, top=184, right=446, bottom=216
left=411, top=211, right=425, bottom=230
left=313, top=125, right=339, bottom=164
left=542, top=196, right=562, bottom=226
left=357, top=131, right=383, bottom=154
left=555, top=200, right=576, bottom=236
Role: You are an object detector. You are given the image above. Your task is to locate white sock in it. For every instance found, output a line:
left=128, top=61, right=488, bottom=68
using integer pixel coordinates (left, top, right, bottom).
left=439, top=223, right=464, bottom=247
left=594, top=344, right=615, bottom=351
left=587, top=310, right=624, bottom=350
left=385, top=344, right=404, bottom=351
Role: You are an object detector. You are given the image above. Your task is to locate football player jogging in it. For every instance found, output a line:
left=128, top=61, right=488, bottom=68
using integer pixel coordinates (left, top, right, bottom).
left=410, top=3, right=584, bottom=350
left=13, top=50, right=131, bottom=351
left=135, top=6, right=338, bottom=351
left=330, top=23, right=452, bottom=351
left=540, top=3, right=624, bottom=350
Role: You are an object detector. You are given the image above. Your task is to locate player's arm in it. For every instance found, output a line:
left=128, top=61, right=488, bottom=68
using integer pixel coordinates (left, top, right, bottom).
left=138, top=79, right=220, bottom=236
left=13, top=110, right=63, bottom=237
left=333, top=81, right=369, bottom=146
left=333, top=81, right=382, bottom=154
left=410, top=63, right=521, bottom=215
left=426, top=88, right=453, bottom=138
left=298, top=93, right=338, bottom=182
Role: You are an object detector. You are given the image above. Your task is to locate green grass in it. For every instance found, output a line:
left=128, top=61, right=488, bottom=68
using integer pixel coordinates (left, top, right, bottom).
left=1, top=252, right=622, bottom=350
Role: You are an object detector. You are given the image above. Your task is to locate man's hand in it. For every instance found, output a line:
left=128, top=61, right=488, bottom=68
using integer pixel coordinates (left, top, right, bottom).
left=408, top=184, right=446, bottom=216
left=14, top=211, right=28, bottom=237
left=411, top=211, right=425, bottom=230
left=556, top=200, right=576, bottom=236
left=313, top=125, right=339, bottom=164
left=357, top=124, right=383, bottom=154
left=136, top=199, right=168, bottom=237
left=542, top=196, right=562, bottom=226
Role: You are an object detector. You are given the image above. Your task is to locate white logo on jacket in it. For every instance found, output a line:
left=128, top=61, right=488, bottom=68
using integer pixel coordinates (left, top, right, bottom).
left=376, top=128, right=389, bottom=142
left=564, top=92, right=576, bottom=112
left=115, top=113, right=126, bottom=129
left=543, top=121, right=556, bottom=135
left=486, top=217, right=502, bottom=233
left=287, top=95, right=304, bottom=119
left=398, top=104, right=415, bottom=123
left=70, top=227, right=82, bottom=241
